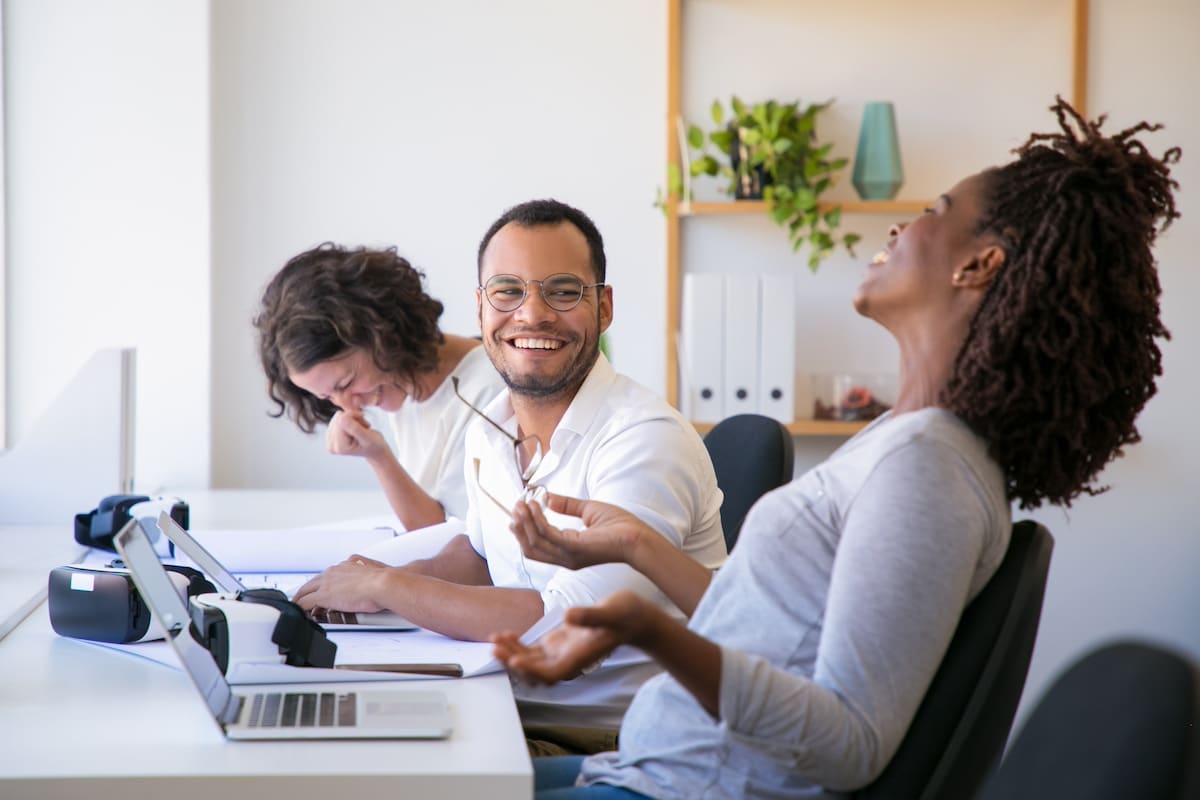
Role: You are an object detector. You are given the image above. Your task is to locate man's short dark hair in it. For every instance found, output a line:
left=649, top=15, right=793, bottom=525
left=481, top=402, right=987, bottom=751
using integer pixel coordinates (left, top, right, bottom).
left=476, top=199, right=606, bottom=283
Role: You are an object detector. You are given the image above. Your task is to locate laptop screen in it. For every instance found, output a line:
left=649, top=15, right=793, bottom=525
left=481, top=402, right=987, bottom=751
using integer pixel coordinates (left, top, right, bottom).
left=115, top=519, right=241, bottom=727
left=154, top=511, right=246, bottom=595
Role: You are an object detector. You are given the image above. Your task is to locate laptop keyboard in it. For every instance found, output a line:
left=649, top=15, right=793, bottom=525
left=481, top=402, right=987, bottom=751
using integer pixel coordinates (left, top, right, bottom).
left=307, top=608, right=359, bottom=624
left=247, top=691, right=357, bottom=727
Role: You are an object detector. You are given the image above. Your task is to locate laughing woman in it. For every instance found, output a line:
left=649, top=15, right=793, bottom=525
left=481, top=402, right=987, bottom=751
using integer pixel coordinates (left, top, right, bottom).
left=254, top=244, right=504, bottom=529
left=494, top=99, right=1180, bottom=799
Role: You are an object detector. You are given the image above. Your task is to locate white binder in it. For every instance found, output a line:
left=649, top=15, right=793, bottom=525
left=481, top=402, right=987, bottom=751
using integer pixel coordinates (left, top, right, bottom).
left=758, top=274, right=797, bottom=423
left=681, top=273, right=725, bottom=423
left=722, top=274, right=759, bottom=416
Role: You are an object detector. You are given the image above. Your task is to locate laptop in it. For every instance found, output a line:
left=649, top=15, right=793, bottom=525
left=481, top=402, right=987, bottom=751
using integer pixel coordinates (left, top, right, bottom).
left=114, top=519, right=453, bottom=740
left=153, top=511, right=416, bottom=631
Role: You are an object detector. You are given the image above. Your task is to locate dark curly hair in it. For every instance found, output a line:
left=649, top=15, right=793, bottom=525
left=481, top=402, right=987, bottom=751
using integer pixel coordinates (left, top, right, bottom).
left=943, top=97, right=1180, bottom=509
left=253, top=243, right=446, bottom=433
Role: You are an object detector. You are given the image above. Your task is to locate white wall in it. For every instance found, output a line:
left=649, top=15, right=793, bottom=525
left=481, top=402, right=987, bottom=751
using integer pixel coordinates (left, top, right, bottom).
left=209, top=0, right=667, bottom=489
left=4, top=0, right=211, bottom=490
left=5, top=0, right=1199, bottom=752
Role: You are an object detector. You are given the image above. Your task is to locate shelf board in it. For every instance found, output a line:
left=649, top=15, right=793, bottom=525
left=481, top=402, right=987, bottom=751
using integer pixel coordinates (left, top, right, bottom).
left=678, top=199, right=930, bottom=216
left=693, top=419, right=869, bottom=437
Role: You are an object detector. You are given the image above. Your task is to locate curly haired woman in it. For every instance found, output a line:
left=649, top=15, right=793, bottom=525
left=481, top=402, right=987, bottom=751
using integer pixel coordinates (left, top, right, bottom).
left=492, top=98, right=1181, bottom=799
left=254, top=244, right=504, bottom=529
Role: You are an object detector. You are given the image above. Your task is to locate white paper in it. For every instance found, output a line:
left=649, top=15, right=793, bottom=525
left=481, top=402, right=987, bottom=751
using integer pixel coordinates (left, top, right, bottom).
left=181, top=527, right=399, bottom=572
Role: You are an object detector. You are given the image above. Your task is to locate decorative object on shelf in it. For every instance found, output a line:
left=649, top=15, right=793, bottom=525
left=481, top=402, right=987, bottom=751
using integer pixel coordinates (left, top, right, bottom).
left=851, top=101, right=904, bottom=200
left=659, top=96, right=861, bottom=270
left=811, top=372, right=895, bottom=422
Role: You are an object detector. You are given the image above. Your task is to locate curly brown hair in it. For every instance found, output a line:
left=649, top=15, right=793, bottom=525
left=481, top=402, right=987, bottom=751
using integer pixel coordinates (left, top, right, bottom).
left=943, top=97, right=1180, bottom=509
left=253, top=243, right=445, bottom=432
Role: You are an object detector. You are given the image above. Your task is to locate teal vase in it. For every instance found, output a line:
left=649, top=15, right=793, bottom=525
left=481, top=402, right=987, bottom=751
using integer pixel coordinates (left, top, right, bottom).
left=852, top=102, right=904, bottom=200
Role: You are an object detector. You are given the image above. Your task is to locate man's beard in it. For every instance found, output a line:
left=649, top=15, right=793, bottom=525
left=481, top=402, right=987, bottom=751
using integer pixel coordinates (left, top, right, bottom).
left=490, top=330, right=600, bottom=403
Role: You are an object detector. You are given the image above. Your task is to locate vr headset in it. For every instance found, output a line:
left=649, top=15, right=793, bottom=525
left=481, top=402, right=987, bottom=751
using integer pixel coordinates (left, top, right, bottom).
left=188, top=589, right=337, bottom=673
left=48, top=563, right=215, bottom=643
left=74, top=495, right=189, bottom=553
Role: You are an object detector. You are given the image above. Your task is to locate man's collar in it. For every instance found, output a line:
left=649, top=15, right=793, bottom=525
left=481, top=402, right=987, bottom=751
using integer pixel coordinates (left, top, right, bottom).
left=555, top=353, right=615, bottom=438
left=478, top=353, right=616, bottom=443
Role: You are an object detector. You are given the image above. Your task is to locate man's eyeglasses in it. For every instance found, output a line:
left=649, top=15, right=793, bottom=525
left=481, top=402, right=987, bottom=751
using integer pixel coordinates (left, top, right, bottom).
left=452, top=377, right=547, bottom=514
left=480, top=273, right=605, bottom=313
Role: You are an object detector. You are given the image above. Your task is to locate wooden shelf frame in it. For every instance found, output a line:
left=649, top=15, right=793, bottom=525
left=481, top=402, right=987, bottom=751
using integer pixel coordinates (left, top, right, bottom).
left=693, top=419, right=869, bottom=437
left=679, top=200, right=931, bottom=217
left=663, top=0, right=1091, bottom=430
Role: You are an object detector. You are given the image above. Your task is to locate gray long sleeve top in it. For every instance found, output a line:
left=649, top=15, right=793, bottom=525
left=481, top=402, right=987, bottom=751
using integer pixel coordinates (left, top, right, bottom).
left=580, top=408, right=1012, bottom=799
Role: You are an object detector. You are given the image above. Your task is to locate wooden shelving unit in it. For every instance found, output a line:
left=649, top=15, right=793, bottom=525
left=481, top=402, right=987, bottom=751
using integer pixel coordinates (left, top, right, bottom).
left=694, top=419, right=868, bottom=437
left=679, top=200, right=931, bottom=217
left=663, top=0, right=1090, bottom=434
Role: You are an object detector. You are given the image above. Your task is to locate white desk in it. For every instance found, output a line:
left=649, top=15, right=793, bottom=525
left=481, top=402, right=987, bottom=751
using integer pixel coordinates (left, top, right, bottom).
left=0, top=491, right=533, bottom=798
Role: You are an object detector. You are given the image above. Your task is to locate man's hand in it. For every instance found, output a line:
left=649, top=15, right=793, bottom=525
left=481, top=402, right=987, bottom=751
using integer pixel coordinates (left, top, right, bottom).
left=292, top=554, right=392, bottom=613
left=326, top=410, right=391, bottom=462
left=509, top=493, right=651, bottom=570
left=491, top=591, right=661, bottom=685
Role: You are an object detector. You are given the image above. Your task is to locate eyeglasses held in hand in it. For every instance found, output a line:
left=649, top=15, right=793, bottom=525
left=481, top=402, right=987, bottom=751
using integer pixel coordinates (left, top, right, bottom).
left=480, top=273, right=605, bottom=313
left=453, top=377, right=548, bottom=515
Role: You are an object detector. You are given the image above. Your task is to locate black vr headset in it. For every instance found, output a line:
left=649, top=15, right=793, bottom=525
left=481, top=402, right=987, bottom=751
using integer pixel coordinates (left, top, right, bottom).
left=74, top=495, right=189, bottom=553
left=48, top=562, right=216, bottom=643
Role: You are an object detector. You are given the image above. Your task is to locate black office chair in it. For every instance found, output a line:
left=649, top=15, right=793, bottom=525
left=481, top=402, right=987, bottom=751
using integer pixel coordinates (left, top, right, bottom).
left=853, top=520, right=1054, bottom=800
left=702, top=413, right=794, bottom=552
left=978, top=640, right=1200, bottom=800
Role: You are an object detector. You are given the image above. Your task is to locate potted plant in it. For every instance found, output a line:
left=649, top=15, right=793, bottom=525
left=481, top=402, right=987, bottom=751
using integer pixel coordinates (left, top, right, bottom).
left=659, top=96, right=861, bottom=270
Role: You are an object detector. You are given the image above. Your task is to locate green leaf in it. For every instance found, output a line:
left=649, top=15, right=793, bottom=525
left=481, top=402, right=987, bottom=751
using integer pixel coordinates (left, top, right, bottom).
left=830, top=157, right=848, bottom=171
left=823, top=207, right=842, bottom=228
left=687, top=124, right=704, bottom=150
left=752, top=103, right=769, bottom=127
left=693, top=154, right=720, bottom=176
left=773, top=137, right=793, bottom=155
left=710, top=130, right=733, bottom=151
left=711, top=100, right=725, bottom=126
left=794, top=187, right=817, bottom=210
left=731, top=96, right=747, bottom=118
left=740, top=127, right=761, bottom=146
left=666, top=163, right=682, bottom=195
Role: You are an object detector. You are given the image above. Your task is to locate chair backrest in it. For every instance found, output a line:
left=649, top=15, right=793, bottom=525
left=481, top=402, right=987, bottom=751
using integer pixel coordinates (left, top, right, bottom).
left=702, top=413, right=794, bottom=552
left=979, top=640, right=1200, bottom=800
left=853, top=520, right=1054, bottom=800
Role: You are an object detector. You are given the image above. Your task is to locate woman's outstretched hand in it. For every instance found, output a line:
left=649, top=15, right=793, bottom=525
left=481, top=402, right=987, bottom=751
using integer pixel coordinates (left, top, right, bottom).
left=491, top=591, right=659, bottom=685
left=509, top=493, right=651, bottom=570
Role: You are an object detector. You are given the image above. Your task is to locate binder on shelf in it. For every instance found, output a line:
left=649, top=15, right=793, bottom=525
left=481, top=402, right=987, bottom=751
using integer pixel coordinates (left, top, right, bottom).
left=758, top=274, right=797, bottom=423
left=681, top=273, right=725, bottom=423
left=722, top=274, right=759, bottom=417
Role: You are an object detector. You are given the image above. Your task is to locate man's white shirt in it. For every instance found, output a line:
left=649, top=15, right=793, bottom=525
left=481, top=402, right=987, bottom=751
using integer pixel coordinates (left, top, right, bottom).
left=463, top=354, right=726, bottom=728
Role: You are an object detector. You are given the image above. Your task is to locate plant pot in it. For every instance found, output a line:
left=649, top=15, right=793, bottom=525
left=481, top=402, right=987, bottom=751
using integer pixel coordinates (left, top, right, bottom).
left=729, top=126, right=769, bottom=199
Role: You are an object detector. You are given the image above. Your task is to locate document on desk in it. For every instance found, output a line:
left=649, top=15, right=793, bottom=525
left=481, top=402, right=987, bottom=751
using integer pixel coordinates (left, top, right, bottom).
left=329, top=607, right=565, bottom=680
left=180, top=518, right=467, bottom=594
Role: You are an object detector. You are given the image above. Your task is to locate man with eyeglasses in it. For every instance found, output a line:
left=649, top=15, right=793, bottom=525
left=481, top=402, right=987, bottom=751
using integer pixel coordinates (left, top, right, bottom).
left=294, top=199, right=727, bottom=756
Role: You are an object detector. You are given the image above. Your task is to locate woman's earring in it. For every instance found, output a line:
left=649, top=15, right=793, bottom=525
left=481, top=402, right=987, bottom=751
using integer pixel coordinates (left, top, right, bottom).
left=952, top=271, right=963, bottom=283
